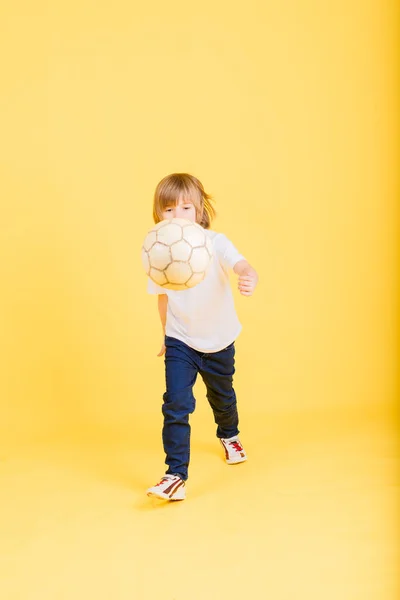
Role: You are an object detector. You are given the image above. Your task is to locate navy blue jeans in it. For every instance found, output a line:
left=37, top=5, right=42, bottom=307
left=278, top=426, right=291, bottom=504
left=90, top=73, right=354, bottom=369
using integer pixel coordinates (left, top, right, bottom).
left=162, top=335, right=240, bottom=481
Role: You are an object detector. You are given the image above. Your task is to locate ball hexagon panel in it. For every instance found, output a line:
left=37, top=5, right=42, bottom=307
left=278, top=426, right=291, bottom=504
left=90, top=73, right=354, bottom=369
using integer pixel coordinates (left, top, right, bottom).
left=141, top=249, right=150, bottom=274
left=182, top=224, right=206, bottom=247
left=190, top=246, right=211, bottom=273
left=171, top=239, right=192, bottom=262
left=143, top=231, right=157, bottom=252
left=157, top=223, right=182, bottom=245
left=165, top=262, right=192, bottom=285
left=148, top=242, right=172, bottom=270
left=150, top=268, right=168, bottom=286
left=186, top=272, right=205, bottom=288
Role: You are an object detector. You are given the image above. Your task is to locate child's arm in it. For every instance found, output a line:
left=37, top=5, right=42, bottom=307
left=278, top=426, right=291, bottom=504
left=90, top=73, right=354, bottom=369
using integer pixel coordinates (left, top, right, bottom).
left=234, top=260, right=259, bottom=296
left=157, top=294, right=168, bottom=356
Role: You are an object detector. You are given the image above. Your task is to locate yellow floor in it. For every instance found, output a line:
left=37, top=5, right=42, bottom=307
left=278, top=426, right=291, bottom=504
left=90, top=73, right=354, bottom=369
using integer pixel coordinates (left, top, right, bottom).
left=0, top=405, right=398, bottom=600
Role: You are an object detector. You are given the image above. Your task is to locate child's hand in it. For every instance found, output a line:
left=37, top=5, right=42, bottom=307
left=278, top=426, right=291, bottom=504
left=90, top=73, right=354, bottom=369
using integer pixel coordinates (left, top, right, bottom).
left=157, top=343, right=166, bottom=357
left=234, top=261, right=258, bottom=297
left=238, top=271, right=258, bottom=296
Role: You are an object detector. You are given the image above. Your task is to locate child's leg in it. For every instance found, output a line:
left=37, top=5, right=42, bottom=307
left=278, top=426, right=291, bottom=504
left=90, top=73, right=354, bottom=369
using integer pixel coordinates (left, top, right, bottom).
left=199, top=343, right=239, bottom=439
left=162, top=336, right=200, bottom=481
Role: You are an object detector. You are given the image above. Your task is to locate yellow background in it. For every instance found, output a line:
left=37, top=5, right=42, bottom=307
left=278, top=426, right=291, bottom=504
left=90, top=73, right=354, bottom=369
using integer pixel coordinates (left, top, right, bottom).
left=0, top=1, right=398, bottom=599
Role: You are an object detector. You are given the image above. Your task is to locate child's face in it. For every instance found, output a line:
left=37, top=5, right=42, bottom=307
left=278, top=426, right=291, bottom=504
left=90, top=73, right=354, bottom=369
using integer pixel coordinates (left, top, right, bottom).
left=162, top=197, right=197, bottom=222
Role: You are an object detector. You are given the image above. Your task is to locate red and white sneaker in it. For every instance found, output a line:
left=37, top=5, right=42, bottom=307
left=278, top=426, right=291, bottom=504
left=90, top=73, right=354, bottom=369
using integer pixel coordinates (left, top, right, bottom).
left=220, top=436, right=247, bottom=464
left=146, top=474, right=186, bottom=501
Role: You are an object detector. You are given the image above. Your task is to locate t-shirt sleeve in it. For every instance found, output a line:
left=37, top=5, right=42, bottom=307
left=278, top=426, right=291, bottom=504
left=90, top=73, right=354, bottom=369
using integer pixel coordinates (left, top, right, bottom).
left=213, top=233, right=246, bottom=272
left=147, top=278, right=166, bottom=295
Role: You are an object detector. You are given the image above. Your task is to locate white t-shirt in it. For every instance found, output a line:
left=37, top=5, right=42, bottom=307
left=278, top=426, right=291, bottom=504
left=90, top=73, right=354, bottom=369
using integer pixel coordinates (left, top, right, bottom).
left=147, top=230, right=245, bottom=353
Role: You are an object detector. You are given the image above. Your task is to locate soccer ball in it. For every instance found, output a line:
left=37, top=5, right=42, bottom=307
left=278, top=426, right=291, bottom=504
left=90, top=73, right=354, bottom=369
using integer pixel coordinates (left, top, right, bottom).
left=141, top=218, right=213, bottom=290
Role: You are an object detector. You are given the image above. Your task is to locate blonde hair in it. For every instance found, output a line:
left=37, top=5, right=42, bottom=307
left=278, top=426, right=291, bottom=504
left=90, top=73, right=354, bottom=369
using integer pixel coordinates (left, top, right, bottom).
left=152, top=173, right=216, bottom=229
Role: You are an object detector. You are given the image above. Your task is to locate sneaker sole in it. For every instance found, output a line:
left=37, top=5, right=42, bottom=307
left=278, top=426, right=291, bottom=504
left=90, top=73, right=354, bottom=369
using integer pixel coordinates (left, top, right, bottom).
left=147, top=490, right=186, bottom=501
left=226, top=456, right=247, bottom=465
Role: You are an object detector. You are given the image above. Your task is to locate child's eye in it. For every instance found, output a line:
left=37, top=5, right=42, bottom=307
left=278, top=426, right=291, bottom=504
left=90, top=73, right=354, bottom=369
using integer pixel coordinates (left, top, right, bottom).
left=184, top=207, right=191, bottom=210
